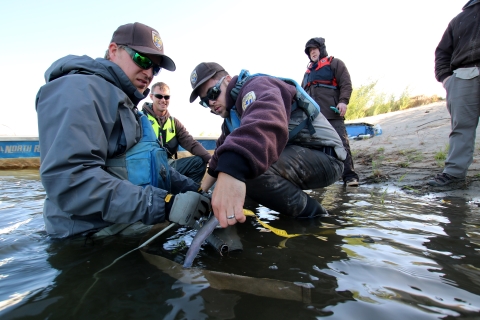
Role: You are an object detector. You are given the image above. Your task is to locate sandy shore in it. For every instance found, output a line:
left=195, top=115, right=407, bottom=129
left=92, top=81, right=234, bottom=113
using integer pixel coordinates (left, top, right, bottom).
left=347, top=101, right=480, bottom=202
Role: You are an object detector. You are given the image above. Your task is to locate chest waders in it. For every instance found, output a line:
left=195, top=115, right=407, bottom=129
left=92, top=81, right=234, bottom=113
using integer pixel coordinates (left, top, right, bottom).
left=106, top=110, right=171, bottom=191
left=226, top=69, right=320, bottom=142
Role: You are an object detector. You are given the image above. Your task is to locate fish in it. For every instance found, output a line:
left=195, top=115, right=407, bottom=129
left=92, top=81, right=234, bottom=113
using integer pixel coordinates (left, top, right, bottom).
left=183, top=214, right=219, bottom=268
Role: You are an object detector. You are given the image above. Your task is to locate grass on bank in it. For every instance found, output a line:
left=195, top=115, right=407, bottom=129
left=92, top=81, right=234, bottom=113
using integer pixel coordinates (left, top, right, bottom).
left=345, top=80, right=443, bottom=121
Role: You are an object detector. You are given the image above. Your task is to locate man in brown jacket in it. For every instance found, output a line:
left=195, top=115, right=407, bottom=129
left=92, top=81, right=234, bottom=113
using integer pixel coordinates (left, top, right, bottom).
left=142, top=82, right=211, bottom=183
left=301, top=37, right=359, bottom=187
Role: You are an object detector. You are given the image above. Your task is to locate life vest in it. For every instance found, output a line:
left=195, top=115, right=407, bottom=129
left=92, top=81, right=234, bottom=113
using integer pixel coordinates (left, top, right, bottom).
left=147, top=113, right=178, bottom=158
left=302, top=56, right=338, bottom=89
left=227, top=69, right=320, bottom=142
left=105, top=110, right=171, bottom=191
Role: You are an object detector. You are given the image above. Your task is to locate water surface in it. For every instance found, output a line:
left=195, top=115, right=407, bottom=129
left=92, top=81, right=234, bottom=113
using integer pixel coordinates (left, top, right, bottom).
left=1, top=170, right=479, bottom=319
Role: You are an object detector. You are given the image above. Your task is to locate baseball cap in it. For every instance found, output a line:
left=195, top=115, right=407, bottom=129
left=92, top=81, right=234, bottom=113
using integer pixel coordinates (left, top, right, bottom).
left=189, top=62, right=225, bottom=102
left=111, top=22, right=176, bottom=71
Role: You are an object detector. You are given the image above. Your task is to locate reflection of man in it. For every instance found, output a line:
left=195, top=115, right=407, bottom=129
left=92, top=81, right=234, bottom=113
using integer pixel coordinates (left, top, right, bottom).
left=429, top=0, right=480, bottom=187
left=302, top=37, right=359, bottom=187
left=142, top=82, right=211, bottom=183
left=36, top=22, right=210, bottom=238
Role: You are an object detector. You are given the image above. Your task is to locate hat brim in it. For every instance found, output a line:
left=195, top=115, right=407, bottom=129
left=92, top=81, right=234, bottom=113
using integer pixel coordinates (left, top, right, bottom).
left=189, top=70, right=217, bottom=102
left=130, top=45, right=176, bottom=71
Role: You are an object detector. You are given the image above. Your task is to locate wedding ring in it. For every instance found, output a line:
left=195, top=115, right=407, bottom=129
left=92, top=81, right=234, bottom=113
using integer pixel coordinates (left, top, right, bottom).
left=227, top=215, right=235, bottom=219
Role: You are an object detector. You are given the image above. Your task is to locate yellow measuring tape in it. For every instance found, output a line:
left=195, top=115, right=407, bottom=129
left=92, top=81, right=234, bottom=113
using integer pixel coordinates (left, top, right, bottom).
left=242, top=209, right=301, bottom=238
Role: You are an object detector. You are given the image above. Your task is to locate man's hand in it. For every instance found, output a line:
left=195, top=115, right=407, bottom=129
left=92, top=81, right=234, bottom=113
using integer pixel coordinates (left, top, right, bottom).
left=442, top=76, right=451, bottom=89
left=168, top=191, right=211, bottom=227
left=212, top=172, right=247, bottom=228
left=337, top=102, right=348, bottom=117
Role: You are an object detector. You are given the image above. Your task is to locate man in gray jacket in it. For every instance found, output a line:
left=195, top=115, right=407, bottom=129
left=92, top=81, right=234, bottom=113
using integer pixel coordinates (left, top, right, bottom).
left=429, top=0, right=480, bottom=187
left=36, top=22, right=210, bottom=238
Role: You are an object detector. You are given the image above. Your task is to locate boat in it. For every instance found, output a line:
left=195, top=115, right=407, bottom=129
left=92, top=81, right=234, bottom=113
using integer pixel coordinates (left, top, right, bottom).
left=0, top=136, right=218, bottom=170
left=345, top=122, right=382, bottom=140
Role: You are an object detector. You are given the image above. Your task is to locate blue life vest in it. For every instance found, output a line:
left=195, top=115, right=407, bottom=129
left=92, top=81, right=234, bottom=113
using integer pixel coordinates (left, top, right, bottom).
left=106, top=110, right=171, bottom=191
left=227, top=70, right=320, bottom=142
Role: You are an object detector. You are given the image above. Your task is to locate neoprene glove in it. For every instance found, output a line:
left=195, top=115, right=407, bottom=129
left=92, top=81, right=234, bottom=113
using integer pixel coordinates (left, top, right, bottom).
left=166, top=191, right=211, bottom=227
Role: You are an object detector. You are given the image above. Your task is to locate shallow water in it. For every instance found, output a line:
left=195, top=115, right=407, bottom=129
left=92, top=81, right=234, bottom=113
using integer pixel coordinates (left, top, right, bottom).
left=1, top=170, right=479, bottom=319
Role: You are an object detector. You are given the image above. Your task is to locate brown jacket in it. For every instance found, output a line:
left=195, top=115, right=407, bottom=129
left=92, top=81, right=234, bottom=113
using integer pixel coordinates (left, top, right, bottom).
left=301, top=57, right=353, bottom=120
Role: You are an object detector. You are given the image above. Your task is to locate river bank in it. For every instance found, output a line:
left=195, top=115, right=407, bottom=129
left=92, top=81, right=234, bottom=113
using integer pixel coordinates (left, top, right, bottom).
left=347, top=101, right=480, bottom=202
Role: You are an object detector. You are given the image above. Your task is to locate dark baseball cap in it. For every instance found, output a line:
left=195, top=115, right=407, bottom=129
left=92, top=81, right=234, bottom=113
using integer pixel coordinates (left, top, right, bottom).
left=111, top=22, right=176, bottom=71
left=189, top=62, right=225, bottom=102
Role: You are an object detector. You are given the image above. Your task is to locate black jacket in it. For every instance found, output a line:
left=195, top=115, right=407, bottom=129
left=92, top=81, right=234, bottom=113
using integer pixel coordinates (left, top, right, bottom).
left=435, top=0, right=480, bottom=82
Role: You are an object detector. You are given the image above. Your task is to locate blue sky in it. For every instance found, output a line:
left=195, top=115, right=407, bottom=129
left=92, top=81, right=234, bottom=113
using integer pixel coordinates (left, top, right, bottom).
left=0, top=0, right=466, bottom=136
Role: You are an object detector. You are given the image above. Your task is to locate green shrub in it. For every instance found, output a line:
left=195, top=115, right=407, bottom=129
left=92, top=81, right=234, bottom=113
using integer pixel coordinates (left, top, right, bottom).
left=346, top=80, right=443, bottom=121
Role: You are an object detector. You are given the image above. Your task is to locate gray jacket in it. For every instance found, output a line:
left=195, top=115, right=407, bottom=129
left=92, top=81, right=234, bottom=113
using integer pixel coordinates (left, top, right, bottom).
left=36, top=55, right=197, bottom=238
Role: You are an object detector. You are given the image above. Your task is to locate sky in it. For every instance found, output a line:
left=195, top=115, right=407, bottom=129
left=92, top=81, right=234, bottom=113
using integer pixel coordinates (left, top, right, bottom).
left=0, top=0, right=467, bottom=137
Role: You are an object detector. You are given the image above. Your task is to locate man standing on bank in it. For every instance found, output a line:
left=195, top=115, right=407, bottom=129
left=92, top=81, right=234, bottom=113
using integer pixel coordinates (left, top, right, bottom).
left=189, top=62, right=346, bottom=228
left=302, top=37, right=360, bottom=187
left=429, top=0, right=480, bottom=187
left=36, top=22, right=210, bottom=239
left=142, top=82, right=211, bottom=183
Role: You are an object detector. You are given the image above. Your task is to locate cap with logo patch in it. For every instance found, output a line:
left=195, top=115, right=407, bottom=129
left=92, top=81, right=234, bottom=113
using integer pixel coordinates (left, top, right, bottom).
left=189, top=62, right=225, bottom=102
left=111, top=22, right=176, bottom=71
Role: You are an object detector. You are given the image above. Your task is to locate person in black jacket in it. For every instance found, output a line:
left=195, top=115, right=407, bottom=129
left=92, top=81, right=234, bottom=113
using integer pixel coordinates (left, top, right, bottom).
left=429, top=0, right=480, bottom=187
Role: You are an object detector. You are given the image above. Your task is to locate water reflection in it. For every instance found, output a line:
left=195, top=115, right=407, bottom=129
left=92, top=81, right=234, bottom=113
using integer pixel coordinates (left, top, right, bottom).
left=0, top=172, right=479, bottom=319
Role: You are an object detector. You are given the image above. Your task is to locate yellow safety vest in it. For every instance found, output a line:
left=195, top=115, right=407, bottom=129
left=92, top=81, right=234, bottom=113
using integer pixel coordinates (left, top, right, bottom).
left=147, top=114, right=178, bottom=158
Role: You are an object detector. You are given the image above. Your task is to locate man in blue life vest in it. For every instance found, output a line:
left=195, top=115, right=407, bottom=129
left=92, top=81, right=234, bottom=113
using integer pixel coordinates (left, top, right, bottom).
left=36, top=22, right=210, bottom=239
left=189, top=62, right=346, bottom=228
left=141, top=82, right=211, bottom=183
left=429, top=0, right=480, bottom=187
left=302, top=37, right=360, bottom=187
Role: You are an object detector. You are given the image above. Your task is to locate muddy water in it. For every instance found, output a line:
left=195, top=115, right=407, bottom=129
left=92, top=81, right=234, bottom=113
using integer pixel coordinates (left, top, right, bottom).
left=1, top=170, right=479, bottom=319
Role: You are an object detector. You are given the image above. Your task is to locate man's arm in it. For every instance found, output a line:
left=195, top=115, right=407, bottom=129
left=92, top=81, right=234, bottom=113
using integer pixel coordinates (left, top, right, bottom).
left=435, top=22, right=454, bottom=83
left=174, top=118, right=212, bottom=163
left=332, top=58, right=353, bottom=117
left=210, top=77, right=295, bottom=226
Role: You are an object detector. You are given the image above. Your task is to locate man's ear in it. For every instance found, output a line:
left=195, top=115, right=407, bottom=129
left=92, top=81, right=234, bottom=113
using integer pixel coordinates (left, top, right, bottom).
left=224, top=75, right=232, bottom=85
left=108, top=43, right=119, bottom=61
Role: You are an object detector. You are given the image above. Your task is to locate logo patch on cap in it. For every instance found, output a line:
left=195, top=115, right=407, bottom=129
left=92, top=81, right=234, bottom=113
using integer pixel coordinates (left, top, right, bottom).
left=152, top=31, right=163, bottom=50
left=242, top=91, right=256, bottom=111
left=190, top=70, right=198, bottom=86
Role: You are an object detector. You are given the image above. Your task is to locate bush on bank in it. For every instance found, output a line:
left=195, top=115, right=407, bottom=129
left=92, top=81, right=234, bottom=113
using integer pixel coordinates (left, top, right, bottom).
left=346, top=80, right=444, bottom=121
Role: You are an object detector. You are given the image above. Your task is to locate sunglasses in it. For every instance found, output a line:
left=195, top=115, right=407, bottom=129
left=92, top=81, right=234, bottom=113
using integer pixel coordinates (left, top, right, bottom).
left=199, top=76, right=226, bottom=108
left=153, top=94, right=170, bottom=100
left=122, top=46, right=161, bottom=76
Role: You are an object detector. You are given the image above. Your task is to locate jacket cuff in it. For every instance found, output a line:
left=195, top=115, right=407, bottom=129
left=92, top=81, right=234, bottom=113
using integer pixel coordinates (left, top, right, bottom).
left=215, top=151, right=250, bottom=182
left=438, top=73, right=452, bottom=83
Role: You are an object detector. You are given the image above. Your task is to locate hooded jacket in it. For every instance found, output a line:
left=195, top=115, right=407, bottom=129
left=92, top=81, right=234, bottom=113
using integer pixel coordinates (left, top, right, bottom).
left=302, top=38, right=353, bottom=120
left=36, top=55, right=197, bottom=238
left=141, top=103, right=212, bottom=162
left=435, top=0, right=480, bottom=82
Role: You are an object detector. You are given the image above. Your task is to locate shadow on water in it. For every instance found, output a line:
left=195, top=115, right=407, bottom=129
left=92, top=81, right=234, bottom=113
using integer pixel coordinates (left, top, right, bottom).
left=0, top=171, right=480, bottom=319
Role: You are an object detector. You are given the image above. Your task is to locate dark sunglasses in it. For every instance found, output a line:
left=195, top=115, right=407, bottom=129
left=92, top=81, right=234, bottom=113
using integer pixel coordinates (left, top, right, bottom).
left=153, top=94, right=170, bottom=100
left=199, top=76, right=226, bottom=108
left=122, top=46, right=161, bottom=76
